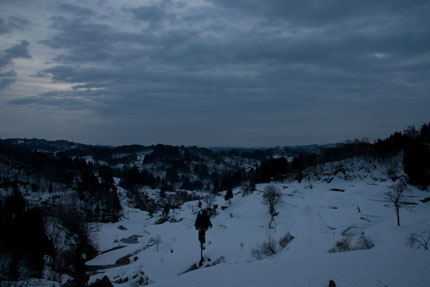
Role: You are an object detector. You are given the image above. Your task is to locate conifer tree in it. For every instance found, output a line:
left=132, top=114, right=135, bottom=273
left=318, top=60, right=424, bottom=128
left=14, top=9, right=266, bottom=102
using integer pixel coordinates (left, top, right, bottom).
left=224, top=188, right=233, bottom=202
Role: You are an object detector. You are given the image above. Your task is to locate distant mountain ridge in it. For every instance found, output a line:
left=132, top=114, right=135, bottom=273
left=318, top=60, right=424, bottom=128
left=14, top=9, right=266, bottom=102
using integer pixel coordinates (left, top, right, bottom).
left=3, top=138, right=93, bottom=153
left=3, top=137, right=339, bottom=154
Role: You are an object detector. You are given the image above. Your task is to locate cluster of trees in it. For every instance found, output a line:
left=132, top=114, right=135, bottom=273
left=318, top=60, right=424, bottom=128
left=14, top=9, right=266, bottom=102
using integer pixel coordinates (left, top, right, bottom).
left=0, top=142, right=122, bottom=222
left=253, top=157, right=290, bottom=182
left=0, top=181, right=98, bottom=285
left=46, top=208, right=98, bottom=287
left=249, top=122, right=430, bottom=189
left=0, top=183, right=51, bottom=281
left=7, top=121, right=430, bottom=194
left=1, top=122, right=428, bottom=221
left=77, top=167, right=122, bottom=222
left=57, top=144, right=150, bottom=165
left=377, top=123, right=430, bottom=189
left=403, top=141, right=430, bottom=189
left=119, top=166, right=158, bottom=190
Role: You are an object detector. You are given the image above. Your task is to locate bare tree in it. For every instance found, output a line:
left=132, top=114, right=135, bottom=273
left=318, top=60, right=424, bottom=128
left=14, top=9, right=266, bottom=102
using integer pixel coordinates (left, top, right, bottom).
left=154, top=234, right=162, bottom=252
left=149, top=234, right=162, bottom=251
left=203, top=191, right=215, bottom=209
left=385, top=177, right=408, bottom=226
left=263, top=184, right=282, bottom=229
left=241, top=180, right=255, bottom=196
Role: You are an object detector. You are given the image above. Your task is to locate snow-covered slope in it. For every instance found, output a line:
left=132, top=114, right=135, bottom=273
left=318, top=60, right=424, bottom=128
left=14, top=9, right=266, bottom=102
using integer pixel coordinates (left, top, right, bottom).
left=87, top=176, right=430, bottom=287
left=303, top=154, right=404, bottom=182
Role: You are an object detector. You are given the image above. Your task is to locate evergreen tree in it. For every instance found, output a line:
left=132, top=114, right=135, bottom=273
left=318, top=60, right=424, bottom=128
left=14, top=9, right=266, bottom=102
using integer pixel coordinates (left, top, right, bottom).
left=98, top=165, right=114, bottom=185
left=403, top=141, right=430, bottom=189
left=163, top=204, right=170, bottom=217
left=6, top=182, right=26, bottom=215
left=72, top=250, right=89, bottom=286
left=224, top=188, right=233, bottom=202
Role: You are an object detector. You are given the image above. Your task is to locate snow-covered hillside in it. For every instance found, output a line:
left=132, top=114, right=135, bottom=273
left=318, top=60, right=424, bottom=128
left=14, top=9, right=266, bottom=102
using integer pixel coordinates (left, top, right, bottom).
left=2, top=133, right=430, bottom=286
left=87, top=176, right=430, bottom=287
left=302, top=154, right=404, bottom=182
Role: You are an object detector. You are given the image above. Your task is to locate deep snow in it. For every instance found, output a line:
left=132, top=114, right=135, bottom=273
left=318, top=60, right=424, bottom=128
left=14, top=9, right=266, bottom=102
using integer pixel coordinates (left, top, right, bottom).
left=87, top=177, right=430, bottom=287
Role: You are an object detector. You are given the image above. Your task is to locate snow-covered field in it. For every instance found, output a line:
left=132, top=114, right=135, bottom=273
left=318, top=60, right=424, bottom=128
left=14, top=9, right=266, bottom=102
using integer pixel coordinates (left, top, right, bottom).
left=87, top=178, right=430, bottom=287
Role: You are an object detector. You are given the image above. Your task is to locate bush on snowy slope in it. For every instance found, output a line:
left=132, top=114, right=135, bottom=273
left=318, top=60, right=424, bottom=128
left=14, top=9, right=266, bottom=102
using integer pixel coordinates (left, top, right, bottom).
left=328, top=234, right=374, bottom=253
left=328, top=237, right=352, bottom=252
left=278, top=232, right=295, bottom=248
left=251, top=232, right=295, bottom=260
left=407, top=229, right=430, bottom=250
left=251, top=236, right=277, bottom=260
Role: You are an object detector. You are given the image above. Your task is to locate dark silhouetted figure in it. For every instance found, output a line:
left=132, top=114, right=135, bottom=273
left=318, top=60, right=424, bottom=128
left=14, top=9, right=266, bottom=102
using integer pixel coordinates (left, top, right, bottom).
left=195, top=210, right=212, bottom=266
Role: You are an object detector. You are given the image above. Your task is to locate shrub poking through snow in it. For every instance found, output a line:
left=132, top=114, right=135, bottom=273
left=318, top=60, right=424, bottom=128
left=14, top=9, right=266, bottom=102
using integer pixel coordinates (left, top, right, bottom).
left=407, top=230, right=430, bottom=250
left=329, top=238, right=352, bottom=253
left=356, top=233, right=375, bottom=250
left=279, top=232, right=295, bottom=248
left=329, top=234, right=374, bottom=253
left=251, top=236, right=277, bottom=260
left=251, top=232, right=294, bottom=260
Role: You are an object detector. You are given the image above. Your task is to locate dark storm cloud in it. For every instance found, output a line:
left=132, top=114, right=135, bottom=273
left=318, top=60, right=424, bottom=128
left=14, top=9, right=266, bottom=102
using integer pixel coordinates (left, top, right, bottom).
left=211, top=0, right=430, bottom=27
left=0, top=40, right=31, bottom=90
left=15, top=62, right=263, bottom=117
left=41, top=17, right=122, bottom=64
left=0, top=40, right=32, bottom=68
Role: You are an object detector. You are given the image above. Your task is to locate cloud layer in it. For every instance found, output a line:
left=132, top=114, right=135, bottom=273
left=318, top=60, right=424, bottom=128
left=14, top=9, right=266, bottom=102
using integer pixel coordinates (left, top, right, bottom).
left=1, top=0, right=429, bottom=146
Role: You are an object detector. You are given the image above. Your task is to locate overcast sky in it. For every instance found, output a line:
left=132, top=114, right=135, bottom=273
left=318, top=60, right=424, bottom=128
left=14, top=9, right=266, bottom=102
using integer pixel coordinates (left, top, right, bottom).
left=0, top=0, right=429, bottom=147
